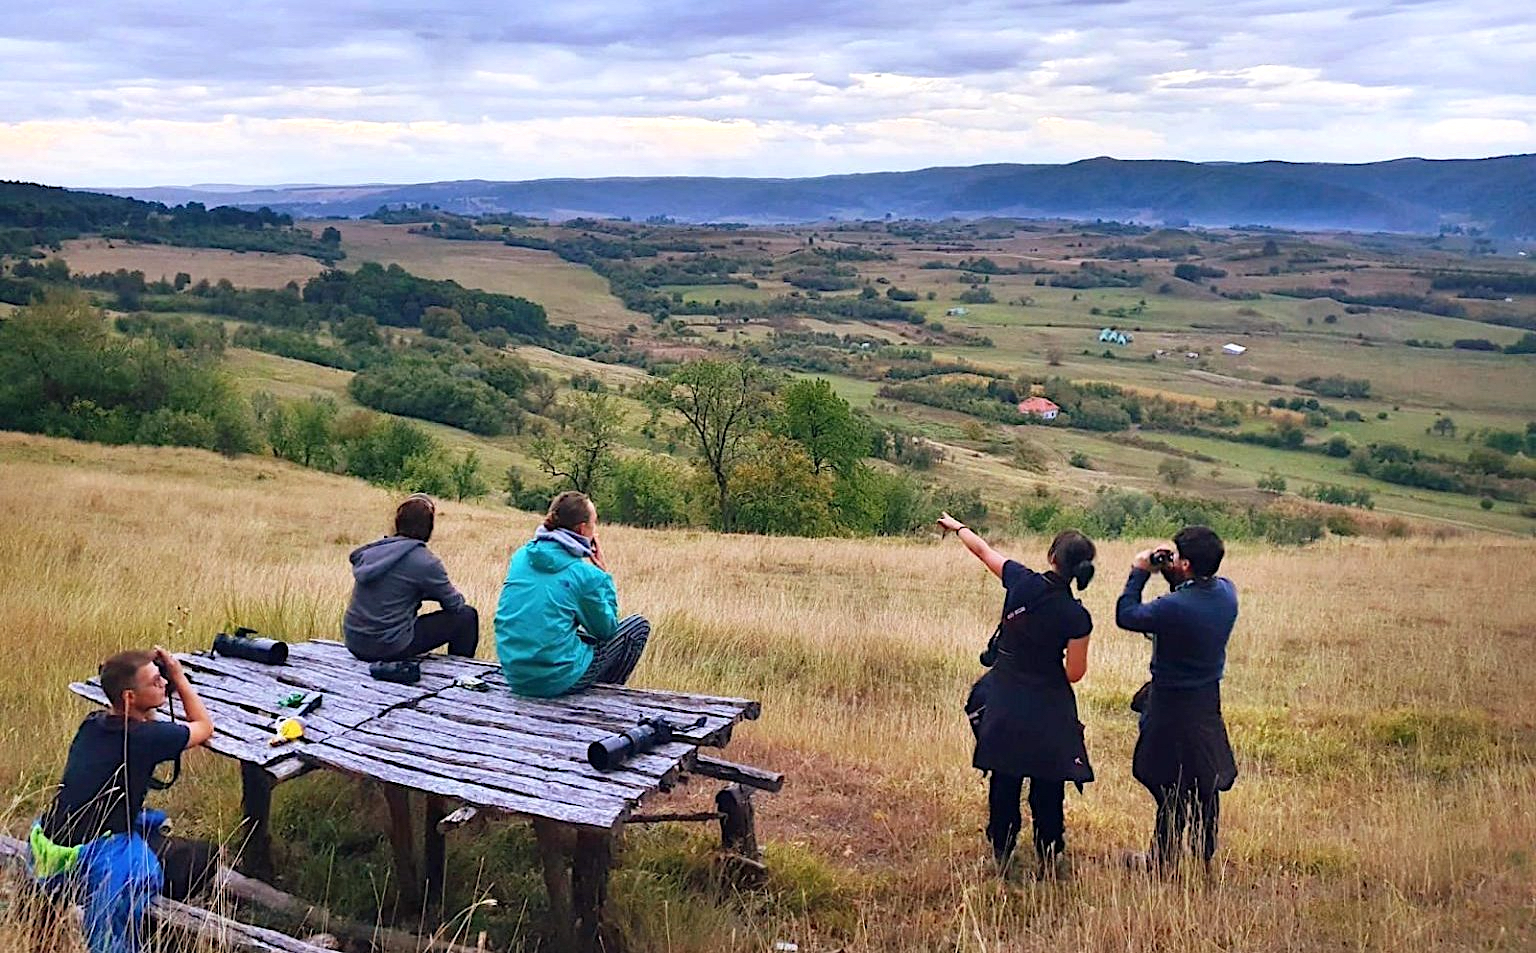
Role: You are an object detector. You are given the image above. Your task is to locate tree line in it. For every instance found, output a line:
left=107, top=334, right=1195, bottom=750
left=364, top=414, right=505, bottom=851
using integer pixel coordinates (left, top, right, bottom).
left=0, top=181, right=341, bottom=261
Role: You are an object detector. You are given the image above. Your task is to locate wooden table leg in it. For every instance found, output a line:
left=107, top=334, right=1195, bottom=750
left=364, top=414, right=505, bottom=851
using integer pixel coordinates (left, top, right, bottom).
left=717, top=784, right=767, bottom=885
left=533, top=819, right=577, bottom=953
left=382, top=784, right=422, bottom=911
left=423, top=793, right=447, bottom=914
left=238, top=762, right=274, bottom=881
left=572, top=829, right=613, bottom=952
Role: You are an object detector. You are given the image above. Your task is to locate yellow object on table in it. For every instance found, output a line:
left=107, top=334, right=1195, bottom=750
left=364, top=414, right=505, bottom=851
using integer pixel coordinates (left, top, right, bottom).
left=269, top=716, right=305, bottom=746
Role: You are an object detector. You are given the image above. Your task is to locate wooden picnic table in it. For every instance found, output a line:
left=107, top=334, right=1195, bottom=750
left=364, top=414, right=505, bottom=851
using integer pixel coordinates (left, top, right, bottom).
left=70, top=638, right=781, bottom=952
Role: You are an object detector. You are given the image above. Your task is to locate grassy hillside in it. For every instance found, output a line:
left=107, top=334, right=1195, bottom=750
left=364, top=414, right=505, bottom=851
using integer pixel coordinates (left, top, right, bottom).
left=3, top=432, right=1534, bottom=951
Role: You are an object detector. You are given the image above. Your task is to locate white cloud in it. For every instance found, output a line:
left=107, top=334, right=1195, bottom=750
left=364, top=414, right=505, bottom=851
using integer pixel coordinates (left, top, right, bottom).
left=1, top=0, right=1532, bottom=184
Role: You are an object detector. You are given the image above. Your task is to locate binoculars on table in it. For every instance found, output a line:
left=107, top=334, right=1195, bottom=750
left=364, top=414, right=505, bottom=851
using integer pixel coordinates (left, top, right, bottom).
left=587, top=715, right=706, bottom=771
left=211, top=627, right=289, bottom=665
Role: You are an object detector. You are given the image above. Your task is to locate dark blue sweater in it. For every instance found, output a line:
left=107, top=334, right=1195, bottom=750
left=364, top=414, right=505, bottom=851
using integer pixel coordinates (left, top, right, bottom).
left=1116, top=568, right=1238, bottom=689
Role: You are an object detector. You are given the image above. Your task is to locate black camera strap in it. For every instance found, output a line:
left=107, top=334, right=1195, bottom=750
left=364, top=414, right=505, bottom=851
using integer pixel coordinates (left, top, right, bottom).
left=148, top=673, right=183, bottom=791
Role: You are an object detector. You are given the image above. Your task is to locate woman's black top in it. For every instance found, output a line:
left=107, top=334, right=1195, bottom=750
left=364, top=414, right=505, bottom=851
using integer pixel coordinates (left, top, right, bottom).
left=969, top=561, right=1094, bottom=783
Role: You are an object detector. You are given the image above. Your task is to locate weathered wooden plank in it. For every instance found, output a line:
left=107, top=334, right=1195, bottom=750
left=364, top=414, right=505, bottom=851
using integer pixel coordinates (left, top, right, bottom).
left=72, top=679, right=339, bottom=767
left=346, top=721, right=661, bottom=800
left=590, top=683, right=762, bottom=719
left=372, top=708, right=685, bottom=789
left=318, top=733, right=635, bottom=821
left=410, top=697, right=694, bottom=775
left=343, top=731, right=659, bottom=804
left=71, top=681, right=275, bottom=765
left=300, top=740, right=622, bottom=829
left=418, top=692, right=738, bottom=747
left=188, top=649, right=433, bottom=710
left=404, top=695, right=695, bottom=756
left=387, top=711, right=692, bottom=790
left=161, top=666, right=379, bottom=726
left=691, top=754, right=785, bottom=793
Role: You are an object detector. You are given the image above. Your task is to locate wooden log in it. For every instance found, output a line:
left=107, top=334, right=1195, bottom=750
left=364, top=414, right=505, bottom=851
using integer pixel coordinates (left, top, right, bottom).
left=215, top=865, right=486, bottom=953
left=239, top=760, right=275, bottom=881
left=153, top=895, right=335, bottom=953
left=692, top=754, right=785, bottom=793
left=716, top=784, right=767, bottom=886
left=383, top=784, right=423, bottom=911
left=625, top=811, right=724, bottom=824
left=423, top=792, right=447, bottom=914
left=571, top=829, right=612, bottom=953
left=0, top=835, right=330, bottom=953
left=533, top=819, right=578, bottom=953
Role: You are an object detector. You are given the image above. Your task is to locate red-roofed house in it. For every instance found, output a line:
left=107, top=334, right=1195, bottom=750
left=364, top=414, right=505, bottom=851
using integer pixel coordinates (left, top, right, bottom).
left=1018, top=396, right=1060, bottom=420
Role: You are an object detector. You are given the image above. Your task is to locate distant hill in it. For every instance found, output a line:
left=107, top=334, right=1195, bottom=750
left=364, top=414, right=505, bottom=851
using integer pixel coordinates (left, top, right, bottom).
left=99, top=155, right=1536, bottom=235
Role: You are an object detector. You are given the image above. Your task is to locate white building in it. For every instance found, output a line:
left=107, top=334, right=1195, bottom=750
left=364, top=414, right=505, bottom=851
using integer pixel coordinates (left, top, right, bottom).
left=1222, top=343, right=1247, bottom=356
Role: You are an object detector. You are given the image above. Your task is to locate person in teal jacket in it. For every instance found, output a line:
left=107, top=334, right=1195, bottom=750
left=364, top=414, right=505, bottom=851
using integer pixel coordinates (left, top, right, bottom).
left=495, top=491, right=651, bottom=697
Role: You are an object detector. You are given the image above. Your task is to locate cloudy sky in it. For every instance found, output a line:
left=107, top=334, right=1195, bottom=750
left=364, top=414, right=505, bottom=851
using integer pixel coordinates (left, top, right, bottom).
left=2, top=0, right=1533, bottom=187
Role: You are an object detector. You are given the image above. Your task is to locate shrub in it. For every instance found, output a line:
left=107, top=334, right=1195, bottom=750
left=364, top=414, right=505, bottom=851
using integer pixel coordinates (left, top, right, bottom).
left=604, top=455, right=692, bottom=528
left=1257, top=470, right=1288, bottom=493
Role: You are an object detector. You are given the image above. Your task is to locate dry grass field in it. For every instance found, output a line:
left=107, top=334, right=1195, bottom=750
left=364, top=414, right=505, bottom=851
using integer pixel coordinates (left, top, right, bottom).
left=3, top=431, right=1534, bottom=952
left=57, top=239, right=326, bottom=289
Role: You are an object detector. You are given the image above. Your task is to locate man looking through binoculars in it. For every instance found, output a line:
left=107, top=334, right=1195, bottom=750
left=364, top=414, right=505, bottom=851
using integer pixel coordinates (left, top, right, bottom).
left=1116, top=525, right=1238, bottom=873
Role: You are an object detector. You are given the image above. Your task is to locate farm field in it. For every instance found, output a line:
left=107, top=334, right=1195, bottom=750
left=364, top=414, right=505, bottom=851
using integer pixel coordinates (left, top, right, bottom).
left=21, top=214, right=1536, bottom=537
left=3, top=432, right=1534, bottom=952
left=57, top=238, right=326, bottom=288
left=311, top=221, right=638, bottom=333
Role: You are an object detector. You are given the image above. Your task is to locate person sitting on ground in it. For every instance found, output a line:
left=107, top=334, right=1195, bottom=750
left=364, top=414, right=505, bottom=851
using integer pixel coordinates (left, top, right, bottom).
left=495, top=490, right=651, bottom=697
left=32, top=648, right=218, bottom=953
left=343, top=493, right=479, bottom=662
left=937, top=513, right=1097, bottom=880
left=1116, top=524, right=1239, bottom=874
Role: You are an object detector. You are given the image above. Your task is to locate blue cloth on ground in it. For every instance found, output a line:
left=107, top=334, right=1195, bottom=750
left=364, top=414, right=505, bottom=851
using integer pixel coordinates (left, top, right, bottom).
left=34, top=809, right=165, bottom=953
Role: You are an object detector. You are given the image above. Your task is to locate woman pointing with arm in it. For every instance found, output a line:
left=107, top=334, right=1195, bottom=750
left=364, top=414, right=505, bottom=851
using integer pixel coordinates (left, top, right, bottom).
left=938, top=513, right=1097, bottom=879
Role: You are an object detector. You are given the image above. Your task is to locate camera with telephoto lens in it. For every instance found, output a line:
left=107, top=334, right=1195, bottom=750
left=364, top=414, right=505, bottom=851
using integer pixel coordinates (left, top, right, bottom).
left=211, top=627, right=289, bottom=665
left=1149, top=549, right=1176, bottom=567
left=587, top=715, right=706, bottom=770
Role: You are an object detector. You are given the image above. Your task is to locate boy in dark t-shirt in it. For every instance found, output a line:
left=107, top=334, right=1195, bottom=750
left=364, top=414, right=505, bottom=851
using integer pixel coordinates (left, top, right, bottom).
left=33, top=647, right=215, bottom=953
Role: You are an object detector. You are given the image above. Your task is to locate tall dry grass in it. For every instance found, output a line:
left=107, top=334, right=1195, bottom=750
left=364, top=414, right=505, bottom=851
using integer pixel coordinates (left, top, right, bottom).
left=1, top=431, right=1534, bottom=951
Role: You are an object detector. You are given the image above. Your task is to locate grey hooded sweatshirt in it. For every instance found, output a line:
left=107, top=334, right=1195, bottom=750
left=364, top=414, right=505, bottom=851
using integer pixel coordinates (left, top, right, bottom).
left=343, top=536, right=466, bottom=661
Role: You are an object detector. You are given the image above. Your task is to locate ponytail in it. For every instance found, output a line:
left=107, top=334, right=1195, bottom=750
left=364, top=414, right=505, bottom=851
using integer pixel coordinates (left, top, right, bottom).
left=1047, top=529, right=1098, bottom=592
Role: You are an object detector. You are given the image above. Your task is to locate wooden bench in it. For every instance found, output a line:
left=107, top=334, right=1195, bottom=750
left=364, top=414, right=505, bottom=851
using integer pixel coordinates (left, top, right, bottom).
left=67, top=638, right=782, bottom=952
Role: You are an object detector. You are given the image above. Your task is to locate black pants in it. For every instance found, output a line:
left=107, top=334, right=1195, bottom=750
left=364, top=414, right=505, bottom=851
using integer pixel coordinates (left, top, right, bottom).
left=385, top=605, right=480, bottom=661
left=987, top=774, right=1065, bottom=864
left=1145, top=777, right=1220, bottom=869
